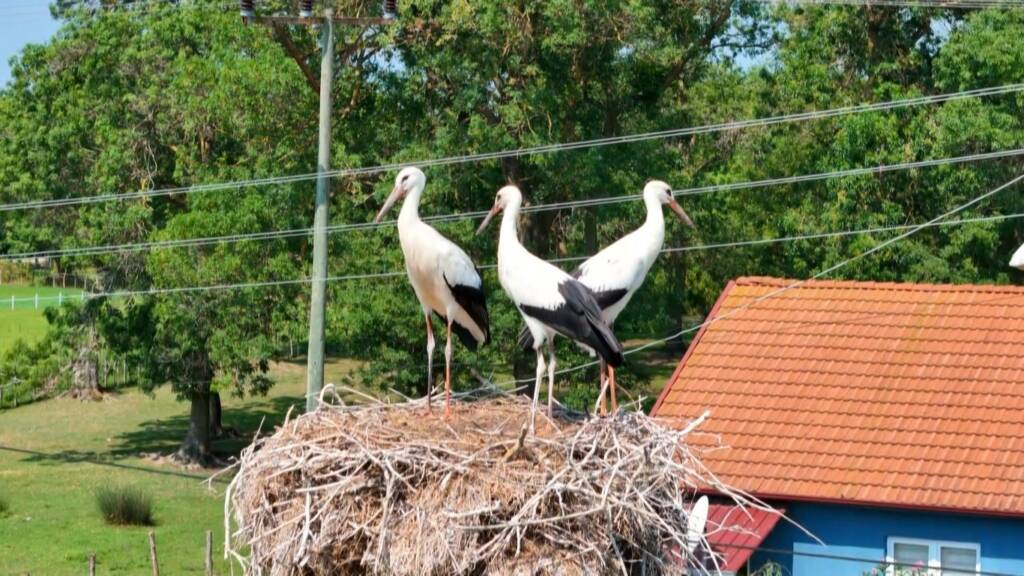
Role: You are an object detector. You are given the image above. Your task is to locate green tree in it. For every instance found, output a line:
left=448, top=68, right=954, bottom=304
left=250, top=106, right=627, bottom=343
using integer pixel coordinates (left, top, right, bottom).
left=0, top=2, right=313, bottom=463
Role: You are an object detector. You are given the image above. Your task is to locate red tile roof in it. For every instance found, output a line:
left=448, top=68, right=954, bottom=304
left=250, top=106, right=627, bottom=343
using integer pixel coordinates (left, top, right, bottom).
left=652, top=277, right=1024, bottom=517
left=705, top=504, right=785, bottom=572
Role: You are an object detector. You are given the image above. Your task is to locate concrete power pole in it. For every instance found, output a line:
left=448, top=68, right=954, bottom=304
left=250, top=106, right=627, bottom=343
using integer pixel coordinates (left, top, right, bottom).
left=240, top=2, right=394, bottom=411
left=305, top=9, right=334, bottom=412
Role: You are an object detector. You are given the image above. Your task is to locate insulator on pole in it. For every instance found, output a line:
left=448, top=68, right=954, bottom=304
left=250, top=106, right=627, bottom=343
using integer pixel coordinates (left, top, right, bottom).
left=239, top=0, right=254, bottom=18
left=298, top=0, right=314, bottom=17
left=383, top=0, right=397, bottom=18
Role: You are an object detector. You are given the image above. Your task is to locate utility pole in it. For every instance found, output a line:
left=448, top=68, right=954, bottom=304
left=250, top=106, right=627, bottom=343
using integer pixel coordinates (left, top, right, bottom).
left=306, top=9, right=334, bottom=412
left=240, top=2, right=394, bottom=411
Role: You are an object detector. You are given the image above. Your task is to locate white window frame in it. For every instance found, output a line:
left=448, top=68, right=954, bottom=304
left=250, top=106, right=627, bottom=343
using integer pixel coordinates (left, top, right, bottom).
left=886, top=536, right=981, bottom=576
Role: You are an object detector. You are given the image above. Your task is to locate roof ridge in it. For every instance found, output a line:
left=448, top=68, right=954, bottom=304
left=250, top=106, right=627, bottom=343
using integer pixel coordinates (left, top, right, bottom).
left=735, top=276, right=1024, bottom=294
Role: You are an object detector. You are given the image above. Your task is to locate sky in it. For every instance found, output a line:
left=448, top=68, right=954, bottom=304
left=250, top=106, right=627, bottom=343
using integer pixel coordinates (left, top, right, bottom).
left=0, top=2, right=62, bottom=85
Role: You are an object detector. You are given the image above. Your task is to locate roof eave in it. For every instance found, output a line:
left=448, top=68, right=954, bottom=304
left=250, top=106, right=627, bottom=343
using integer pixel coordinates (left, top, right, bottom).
left=701, top=488, right=1024, bottom=519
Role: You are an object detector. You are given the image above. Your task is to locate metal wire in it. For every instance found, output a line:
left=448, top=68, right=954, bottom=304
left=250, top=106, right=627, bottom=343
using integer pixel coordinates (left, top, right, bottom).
left=5, top=147, right=1022, bottom=261
left=494, top=170, right=1024, bottom=385
left=7, top=209, right=1022, bottom=306
left=752, top=0, right=1024, bottom=8
left=3, top=83, right=1023, bottom=212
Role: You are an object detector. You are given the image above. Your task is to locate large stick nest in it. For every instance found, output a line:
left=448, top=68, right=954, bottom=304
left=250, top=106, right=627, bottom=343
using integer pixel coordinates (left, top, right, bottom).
left=226, top=394, right=756, bottom=575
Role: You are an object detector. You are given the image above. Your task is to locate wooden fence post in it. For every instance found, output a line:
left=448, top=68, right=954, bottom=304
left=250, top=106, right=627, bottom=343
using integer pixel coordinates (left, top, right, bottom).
left=88, top=553, right=96, bottom=576
left=205, top=530, right=213, bottom=575
left=148, top=531, right=160, bottom=576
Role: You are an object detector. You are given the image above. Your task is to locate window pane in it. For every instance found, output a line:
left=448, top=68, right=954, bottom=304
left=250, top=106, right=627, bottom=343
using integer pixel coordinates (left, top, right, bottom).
left=941, top=546, right=977, bottom=575
left=894, top=543, right=930, bottom=573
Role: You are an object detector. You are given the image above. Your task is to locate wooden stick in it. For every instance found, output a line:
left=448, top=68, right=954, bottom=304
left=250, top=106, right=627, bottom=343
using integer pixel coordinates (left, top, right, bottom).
left=205, top=530, right=213, bottom=575
left=88, top=553, right=96, bottom=576
left=147, top=531, right=160, bottom=576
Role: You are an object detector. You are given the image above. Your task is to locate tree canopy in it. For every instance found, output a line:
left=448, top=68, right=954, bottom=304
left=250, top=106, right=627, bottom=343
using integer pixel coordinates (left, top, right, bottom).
left=2, top=0, right=1022, bottom=462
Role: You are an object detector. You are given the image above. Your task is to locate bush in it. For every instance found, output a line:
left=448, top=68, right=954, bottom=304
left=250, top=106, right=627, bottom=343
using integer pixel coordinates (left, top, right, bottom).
left=96, top=486, right=154, bottom=526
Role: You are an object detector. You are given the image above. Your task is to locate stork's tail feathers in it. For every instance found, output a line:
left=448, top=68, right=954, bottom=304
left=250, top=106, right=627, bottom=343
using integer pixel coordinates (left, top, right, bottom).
left=517, top=324, right=534, bottom=351
left=434, top=312, right=485, bottom=351
left=451, top=320, right=482, bottom=351
left=584, top=314, right=624, bottom=367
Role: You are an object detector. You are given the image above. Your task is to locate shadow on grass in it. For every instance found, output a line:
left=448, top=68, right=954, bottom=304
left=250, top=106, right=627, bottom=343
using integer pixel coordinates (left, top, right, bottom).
left=0, top=444, right=218, bottom=483
left=1, top=392, right=304, bottom=481
left=105, top=393, right=304, bottom=460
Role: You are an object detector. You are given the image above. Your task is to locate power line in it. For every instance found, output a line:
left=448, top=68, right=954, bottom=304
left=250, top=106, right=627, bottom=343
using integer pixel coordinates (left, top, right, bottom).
left=494, top=170, right=1024, bottom=385
left=753, top=0, right=1024, bottom=8
left=0, top=0, right=221, bottom=19
left=5, top=147, right=1023, bottom=261
left=7, top=210, right=1023, bottom=306
left=3, top=83, right=1023, bottom=212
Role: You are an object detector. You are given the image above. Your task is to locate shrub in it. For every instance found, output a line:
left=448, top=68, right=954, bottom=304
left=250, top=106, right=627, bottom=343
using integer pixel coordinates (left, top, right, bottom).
left=96, top=486, right=154, bottom=526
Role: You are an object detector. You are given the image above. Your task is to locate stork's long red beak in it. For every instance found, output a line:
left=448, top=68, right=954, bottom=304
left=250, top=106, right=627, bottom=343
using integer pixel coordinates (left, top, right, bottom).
left=373, top=184, right=404, bottom=223
left=668, top=198, right=694, bottom=228
left=476, top=204, right=500, bottom=235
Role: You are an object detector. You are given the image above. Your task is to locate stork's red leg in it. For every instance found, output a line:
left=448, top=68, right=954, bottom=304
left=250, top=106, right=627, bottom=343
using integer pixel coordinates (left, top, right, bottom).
left=596, top=359, right=609, bottom=416
left=444, top=318, right=453, bottom=419
left=609, top=365, right=618, bottom=413
left=425, top=313, right=435, bottom=413
left=546, top=338, right=556, bottom=417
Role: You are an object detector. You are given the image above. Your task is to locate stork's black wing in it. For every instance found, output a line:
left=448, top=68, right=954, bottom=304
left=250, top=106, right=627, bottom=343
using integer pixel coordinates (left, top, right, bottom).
left=519, top=279, right=624, bottom=367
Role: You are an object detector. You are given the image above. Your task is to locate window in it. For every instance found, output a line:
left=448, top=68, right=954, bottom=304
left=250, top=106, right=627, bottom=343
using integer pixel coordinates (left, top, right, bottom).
left=887, top=537, right=980, bottom=576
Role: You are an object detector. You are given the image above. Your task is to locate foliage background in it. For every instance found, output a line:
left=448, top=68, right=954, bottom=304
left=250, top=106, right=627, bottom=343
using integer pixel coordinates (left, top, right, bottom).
left=1, top=0, right=1023, bottom=433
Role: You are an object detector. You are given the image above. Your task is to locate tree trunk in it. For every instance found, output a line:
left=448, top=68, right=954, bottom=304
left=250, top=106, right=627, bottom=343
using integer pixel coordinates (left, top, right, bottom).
left=176, top=388, right=213, bottom=466
left=69, top=326, right=102, bottom=400
left=209, top=392, right=223, bottom=438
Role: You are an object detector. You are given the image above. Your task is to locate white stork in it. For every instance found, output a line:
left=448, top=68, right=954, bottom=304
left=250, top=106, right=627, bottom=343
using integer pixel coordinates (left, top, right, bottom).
left=517, top=180, right=693, bottom=413
left=583, top=180, right=694, bottom=413
left=374, top=167, right=490, bottom=417
left=1010, top=242, right=1024, bottom=270
left=476, top=185, right=624, bottom=430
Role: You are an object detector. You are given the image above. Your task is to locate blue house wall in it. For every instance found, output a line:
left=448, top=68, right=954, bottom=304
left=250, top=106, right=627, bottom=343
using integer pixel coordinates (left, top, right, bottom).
left=749, top=501, right=1024, bottom=576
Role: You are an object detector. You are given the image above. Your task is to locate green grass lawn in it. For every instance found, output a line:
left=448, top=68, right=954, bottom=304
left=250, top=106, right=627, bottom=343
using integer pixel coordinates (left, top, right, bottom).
left=0, top=347, right=681, bottom=575
left=0, top=285, right=85, bottom=355
left=0, top=358, right=360, bottom=576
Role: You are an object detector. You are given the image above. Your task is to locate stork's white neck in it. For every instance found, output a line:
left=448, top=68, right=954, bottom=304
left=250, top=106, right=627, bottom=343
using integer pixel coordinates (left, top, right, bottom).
left=398, top=183, right=424, bottom=223
left=498, top=198, right=522, bottom=248
left=642, top=193, right=666, bottom=235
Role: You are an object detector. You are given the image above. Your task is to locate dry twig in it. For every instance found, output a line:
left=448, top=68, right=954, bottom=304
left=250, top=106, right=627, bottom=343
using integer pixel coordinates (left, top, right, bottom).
left=226, top=396, right=773, bottom=575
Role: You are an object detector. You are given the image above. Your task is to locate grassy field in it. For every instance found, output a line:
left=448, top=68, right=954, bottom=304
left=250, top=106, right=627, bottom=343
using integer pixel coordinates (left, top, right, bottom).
left=0, top=285, right=84, bottom=355
left=0, top=358, right=360, bottom=576
left=0, top=346, right=680, bottom=575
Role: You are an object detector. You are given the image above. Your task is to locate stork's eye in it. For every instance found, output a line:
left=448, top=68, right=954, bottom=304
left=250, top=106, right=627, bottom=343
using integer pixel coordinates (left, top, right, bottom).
left=401, top=175, right=409, bottom=183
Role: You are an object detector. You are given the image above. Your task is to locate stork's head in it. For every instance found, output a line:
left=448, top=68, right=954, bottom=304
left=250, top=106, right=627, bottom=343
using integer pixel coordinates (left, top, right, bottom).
left=476, top=185, right=522, bottom=235
left=374, top=167, right=426, bottom=223
left=644, top=180, right=694, bottom=228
